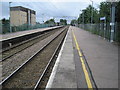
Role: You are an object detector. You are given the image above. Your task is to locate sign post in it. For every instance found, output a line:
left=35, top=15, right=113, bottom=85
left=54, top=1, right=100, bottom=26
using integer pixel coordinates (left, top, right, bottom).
left=100, top=16, right=106, bottom=39
left=110, top=2, right=116, bottom=42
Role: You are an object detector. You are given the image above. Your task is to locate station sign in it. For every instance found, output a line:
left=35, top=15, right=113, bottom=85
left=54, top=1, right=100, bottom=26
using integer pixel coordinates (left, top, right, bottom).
left=100, top=17, right=106, bottom=21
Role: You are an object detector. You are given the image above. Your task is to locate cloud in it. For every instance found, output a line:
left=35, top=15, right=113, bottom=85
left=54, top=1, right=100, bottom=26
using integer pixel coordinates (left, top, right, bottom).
left=1, top=0, right=105, bottom=3
left=0, top=0, right=103, bottom=22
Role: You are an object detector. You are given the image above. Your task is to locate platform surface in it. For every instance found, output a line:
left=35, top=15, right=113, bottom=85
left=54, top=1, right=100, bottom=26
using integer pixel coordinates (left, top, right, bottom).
left=73, top=26, right=118, bottom=88
left=46, top=26, right=118, bottom=89
left=46, top=26, right=77, bottom=88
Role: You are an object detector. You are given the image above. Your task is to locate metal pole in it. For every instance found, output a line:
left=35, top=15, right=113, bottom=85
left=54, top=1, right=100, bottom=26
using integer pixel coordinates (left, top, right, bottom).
left=42, top=13, right=44, bottom=23
left=90, top=0, right=93, bottom=32
left=90, top=0, right=93, bottom=24
left=9, top=2, right=12, bottom=33
left=80, top=10, right=83, bottom=28
left=83, top=10, right=84, bottom=29
left=104, top=18, right=106, bottom=39
left=110, top=3, right=115, bottom=42
left=83, top=11, right=84, bottom=24
left=99, top=23, right=101, bottom=36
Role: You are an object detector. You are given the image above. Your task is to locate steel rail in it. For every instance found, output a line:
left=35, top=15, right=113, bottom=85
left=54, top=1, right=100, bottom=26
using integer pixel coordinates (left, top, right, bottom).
left=1, top=26, right=63, bottom=51
left=1, top=26, right=63, bottom=53
left=1, top=28, right=63, bottom=61
left=0, top=27, right=66, bottom=86
left=34, top=28, right=68, bottom=90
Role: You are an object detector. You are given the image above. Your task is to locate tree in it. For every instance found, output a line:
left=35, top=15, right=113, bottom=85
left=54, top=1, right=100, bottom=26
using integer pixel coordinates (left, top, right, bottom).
left=99, top=1, right=120, bottom=23
left=70, top=19, right=77, bottom=26
left=77, top=5, right=99, bottom=24
left=1, top=18, right=10, bottom=33
left=99, top=2, right=111, bottom=23
left=84, top=5, right=92, bottom=24
left=2, top=18, right=10, bottom=24
left=116, top=1, right=120, bottom=22
left=60, top=19, right=67, bottom=25
left=115, top=1, right=120, bottom=42
left=44, top=19, right=55, bottom=24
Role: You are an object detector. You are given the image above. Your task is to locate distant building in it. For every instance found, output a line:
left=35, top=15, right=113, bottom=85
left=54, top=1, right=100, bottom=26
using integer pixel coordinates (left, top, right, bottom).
left=10, top=6, right=36, bottom=26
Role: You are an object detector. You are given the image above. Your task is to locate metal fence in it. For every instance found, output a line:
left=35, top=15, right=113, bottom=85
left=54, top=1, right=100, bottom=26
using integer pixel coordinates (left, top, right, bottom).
left=0, top=23, right=57, bottom=34
left=78, top=23, right=120, bottom=42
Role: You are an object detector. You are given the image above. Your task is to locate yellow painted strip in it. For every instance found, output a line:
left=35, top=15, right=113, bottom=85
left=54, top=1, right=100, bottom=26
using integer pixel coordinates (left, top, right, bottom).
left=72, top=31, right=93, bottom=90
left=72, top=33, right=82, bottom=56
left=80, top=57, right=93, bottom=89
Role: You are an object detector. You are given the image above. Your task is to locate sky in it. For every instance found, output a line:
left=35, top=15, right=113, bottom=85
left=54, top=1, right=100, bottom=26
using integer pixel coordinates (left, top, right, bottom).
left=0, top=0, right=105, bottom=24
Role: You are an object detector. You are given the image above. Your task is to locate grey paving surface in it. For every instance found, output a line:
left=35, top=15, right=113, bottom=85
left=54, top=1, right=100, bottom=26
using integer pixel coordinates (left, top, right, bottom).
left=72, top=26, right=118, bottom=88
left=73, top=48, right=88, bottom=88
left=48, top=26, right=77, bottom=88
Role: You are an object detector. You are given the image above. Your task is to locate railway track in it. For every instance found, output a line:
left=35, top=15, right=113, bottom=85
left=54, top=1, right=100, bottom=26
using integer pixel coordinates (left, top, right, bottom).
left=1, top=27, right=64, bottom=61
left=1, top=26, right=63, bottom=51
left=1, top=27, right=68, bottom=89
left=1, top=27, right=66, bottom=81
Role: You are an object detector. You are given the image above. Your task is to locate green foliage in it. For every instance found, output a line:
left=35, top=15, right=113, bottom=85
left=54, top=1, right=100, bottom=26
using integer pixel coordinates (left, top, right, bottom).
left=76, top=2, right=120, bottom=24
left=70, top=19, right=77, bottom=26
left=99, top=2, right=111, bottom=23
left=84, top=5, right=92, bottom=23
left=116, top=1, right=120, bottom=22
left=44, top=19, right=55, bottom=24
left=1, top=18, right=56, bottom=34
left=60, top=19, right=67, bottom=25
left=1, top=18, right=10, bottom=34
left=93, top=8, right=99, bottom=23
left=77, top=5, right=99, bottom=24
left=73, top=1, right=120, bottom=43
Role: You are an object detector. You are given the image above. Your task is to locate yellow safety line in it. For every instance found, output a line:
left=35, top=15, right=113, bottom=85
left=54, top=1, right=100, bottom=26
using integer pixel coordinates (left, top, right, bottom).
left=72, top=31, right=93, bottom=90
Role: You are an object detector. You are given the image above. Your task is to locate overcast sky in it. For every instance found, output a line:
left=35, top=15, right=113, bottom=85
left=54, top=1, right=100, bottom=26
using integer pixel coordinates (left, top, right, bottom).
left=0, top=0, right=105, bottom=23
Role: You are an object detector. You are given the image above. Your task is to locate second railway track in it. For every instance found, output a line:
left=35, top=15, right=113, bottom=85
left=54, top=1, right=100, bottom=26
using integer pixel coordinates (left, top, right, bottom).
left=1, top=26, right=68, bottom=89
left=1, top=27, right=64, bottom=61
left=1, top=27, right=67, bottom=82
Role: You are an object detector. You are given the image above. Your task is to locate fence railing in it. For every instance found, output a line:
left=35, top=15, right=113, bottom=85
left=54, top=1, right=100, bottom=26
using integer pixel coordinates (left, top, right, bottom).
left=0, top=23, right=57, bottom=34
left=78, top=23, right=120, bottom=42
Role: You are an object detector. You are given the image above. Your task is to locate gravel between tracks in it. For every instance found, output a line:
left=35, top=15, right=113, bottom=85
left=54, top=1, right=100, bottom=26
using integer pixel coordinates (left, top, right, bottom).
left=1, top=29, right=59, bottom=60
left=1, top=27, right=66, bottom=81
left=3, top=28, right=67, bottom=88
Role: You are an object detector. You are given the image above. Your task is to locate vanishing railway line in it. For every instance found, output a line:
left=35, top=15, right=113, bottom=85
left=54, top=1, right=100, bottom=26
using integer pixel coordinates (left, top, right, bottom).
left=1, top=27, right=66, bottom=81
left=1, top=26, right=68, bottom=89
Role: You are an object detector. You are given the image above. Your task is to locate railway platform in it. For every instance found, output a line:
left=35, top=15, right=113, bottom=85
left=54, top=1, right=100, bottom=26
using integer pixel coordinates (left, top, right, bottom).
left=1, top=26, right=62, bottom=41
left=46, top=26, right=118, bottom=89
left=1, top=26, right=63, bottom=50
left=46, top=26, right=77, bottom=88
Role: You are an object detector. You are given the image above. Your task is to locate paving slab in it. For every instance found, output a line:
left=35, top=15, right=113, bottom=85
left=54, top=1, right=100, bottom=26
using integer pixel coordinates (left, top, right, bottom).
left=46, top=26, right=77, bottom=88
left=46, top=26, right=118, bottom=89
left=72, top=26, right=118, bottom=88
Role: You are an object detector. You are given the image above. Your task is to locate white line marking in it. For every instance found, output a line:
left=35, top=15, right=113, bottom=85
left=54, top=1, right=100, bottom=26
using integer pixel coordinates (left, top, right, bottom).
left=45, top=27, right=69, bottom=89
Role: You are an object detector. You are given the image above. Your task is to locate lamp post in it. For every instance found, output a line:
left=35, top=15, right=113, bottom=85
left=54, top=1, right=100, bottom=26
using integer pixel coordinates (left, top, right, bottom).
left=42, top=13, right=44, bottom=23
left=41, top=13, right=44, bottom=27
left=90, top=0, right=93, bottom=24
left=90, top=0, right=93, bottom=32
left=82, top=10, right=85, bottom=29
left=9, top=2, right=12, bottom=33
